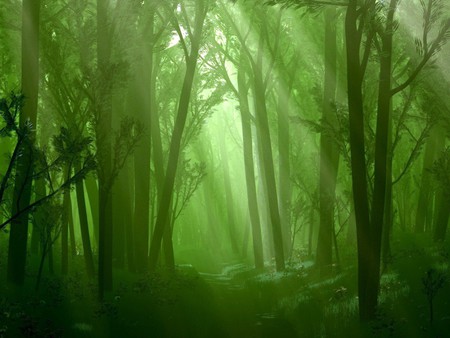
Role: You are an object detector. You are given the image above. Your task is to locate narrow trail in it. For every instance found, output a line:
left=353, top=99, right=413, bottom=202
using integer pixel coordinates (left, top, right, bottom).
left=199, top=263, right=298, bottom=337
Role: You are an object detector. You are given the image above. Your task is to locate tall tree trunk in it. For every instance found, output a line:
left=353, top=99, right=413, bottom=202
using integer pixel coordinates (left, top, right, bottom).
left=316, top=7, right=339, bottom=274
left=61, top=169, right=71, bottom=274
left=68, top=193, right=77, bottom=257
left=345, top=0, right=372, bottom=320
left=255, top=129, right=273, bottom=261
left=32, top=178, right=46, bottom=259
left=133, top=88, right=151, bottom=272
left=277, top=78, right=292, bottom=259
left=149, top=48, right=175, bottom=268
left=132, top=5, right=157, bottom=271
left=220, top=135, right=240, bottom=256
left=382, top=116, right=393, bottom=270
left=7, top=0, right=41, bottom=286
left=124, top=163, right=136, bottom=272
left=112, top=170, right=128, bottom=269
left=382, top=173, right=393, bottom=271
left=252, top=31, right=285, bottom=271
left=85, top=175, right=99, bottom=244
left=415, top=127, right=443, bottom=232
left=308, top=204, right=315, bottom=257
left=148, top=1, right=207, bottom=270
left=368, top=0, right=397, bottom=319
left=433, top=190, right=450, bottom=241
left=75, top=163, right=96, bottom=278
left=97, top=0, right=114, bottom=299
left=238, top=54, right=264, bottom=270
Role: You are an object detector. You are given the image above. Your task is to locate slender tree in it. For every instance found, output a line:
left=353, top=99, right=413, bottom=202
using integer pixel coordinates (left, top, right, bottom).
left=97, top=0, right=114, bottom=299
left=238, top=53, right=264, bottom=269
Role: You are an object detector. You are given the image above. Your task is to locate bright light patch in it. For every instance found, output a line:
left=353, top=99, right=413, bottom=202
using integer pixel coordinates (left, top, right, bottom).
left=167, top=26, right=188, bottom=48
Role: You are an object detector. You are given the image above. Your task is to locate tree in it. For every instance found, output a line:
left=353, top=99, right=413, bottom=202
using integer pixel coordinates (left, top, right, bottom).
left=7, top=0, right=41, bottom=286
left=316, top=7, right=340, bottom=274
left=96, top=0, right=114, bottom=299
left=267, top=0, right=450, bottom=319
left=148, top=0, right=209, bottom=270
left=238, top=54, right=265, bottom=269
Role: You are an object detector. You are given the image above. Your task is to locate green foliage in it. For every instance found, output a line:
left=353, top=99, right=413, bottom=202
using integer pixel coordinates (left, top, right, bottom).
left=52, top=127, right=93, bottom=165
left=173, top=158, right=207, bottom=221
left=0, top=92, right=24, bottom=137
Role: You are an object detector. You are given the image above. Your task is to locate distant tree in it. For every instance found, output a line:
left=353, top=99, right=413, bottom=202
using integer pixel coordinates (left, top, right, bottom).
left=221, top=2, right=286, bottom=271
left=430, top=147, right=450, bottom=241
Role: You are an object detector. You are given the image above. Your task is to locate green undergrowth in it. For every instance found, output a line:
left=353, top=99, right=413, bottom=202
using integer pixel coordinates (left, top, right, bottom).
left=0, top=260, right=225, bottom=338
left=0, top=233, right=449, bottom=337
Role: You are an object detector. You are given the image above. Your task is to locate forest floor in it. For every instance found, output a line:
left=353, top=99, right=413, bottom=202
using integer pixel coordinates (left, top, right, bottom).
left=0, top=233, right=449, bottom=337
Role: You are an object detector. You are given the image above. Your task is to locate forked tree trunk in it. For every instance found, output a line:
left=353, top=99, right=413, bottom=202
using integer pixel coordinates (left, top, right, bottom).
left=148, top=1, right=208, bottom=270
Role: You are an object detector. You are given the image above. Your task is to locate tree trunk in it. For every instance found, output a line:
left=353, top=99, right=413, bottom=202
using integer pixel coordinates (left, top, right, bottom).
left=316, top=7, right=339, bottom=274
left=97, top=0, right=114, bottom=299
left=382, top=118, right=394, bottom=270
left=32, top=178, right=46, bottom=259
left=133, top=87, right=151, bottom=272
left=345, top=0, right=373, bottom=320
left=433, top=190, right=450, bottom=241
left=75, top=162, right=96, bottom=278
left=61, top=183, right=69, bottom=274
left=252, top=32, right=285, bottom=271
left=277, top=78, right=292, bottom=260
left=112, top=166, right=130, bottom=269
left=7, top=0, right=40, bottom=286
left=220, top=134, right=240, bottom=256
left=85, top=175, right=99, bottom=244
left=68, top=192, right=77, bottom=257
left=415, top=126, right=444, bottom=232
left=368, top=0, right=397, bottom=319
left=238, top=54, right=264, bottom=270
